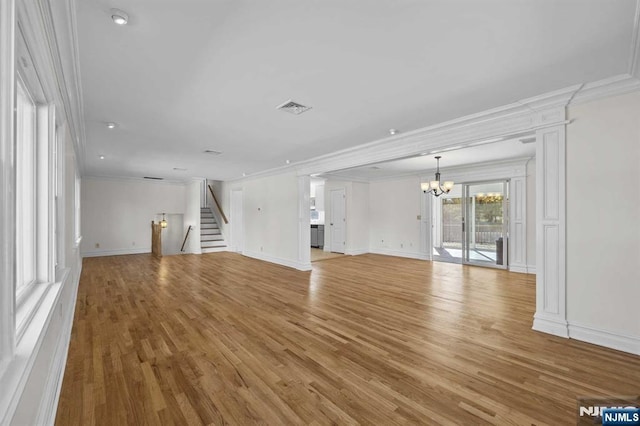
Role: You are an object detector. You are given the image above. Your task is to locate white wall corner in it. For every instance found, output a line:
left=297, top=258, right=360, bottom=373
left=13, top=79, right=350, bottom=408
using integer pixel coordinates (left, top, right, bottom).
left=568, top=322, right=640, bottom=356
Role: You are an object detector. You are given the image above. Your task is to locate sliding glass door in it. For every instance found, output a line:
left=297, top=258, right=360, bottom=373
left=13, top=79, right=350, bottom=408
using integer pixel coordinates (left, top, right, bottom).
left=462, top=181, right=509, bottom=268
left=431, top=180, right=509, bottom=268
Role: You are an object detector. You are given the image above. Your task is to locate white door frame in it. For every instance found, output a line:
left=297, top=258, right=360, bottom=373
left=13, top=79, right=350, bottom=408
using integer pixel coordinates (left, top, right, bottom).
left=329, top=188, right=346, bottom=253
left=230, top=188, right=244, bottom=253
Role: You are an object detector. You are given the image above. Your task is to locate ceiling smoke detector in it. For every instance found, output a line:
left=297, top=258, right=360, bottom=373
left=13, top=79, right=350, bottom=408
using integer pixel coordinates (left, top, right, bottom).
left=276, top=99, right=312, bottom=115
left=204, top=150, right=222, bottom=155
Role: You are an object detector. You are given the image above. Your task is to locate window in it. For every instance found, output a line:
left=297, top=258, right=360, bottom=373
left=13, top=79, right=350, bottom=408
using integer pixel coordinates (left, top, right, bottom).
left=13, top=65, right=55, bottom=339
left=15, top=77, right=37, bottom=300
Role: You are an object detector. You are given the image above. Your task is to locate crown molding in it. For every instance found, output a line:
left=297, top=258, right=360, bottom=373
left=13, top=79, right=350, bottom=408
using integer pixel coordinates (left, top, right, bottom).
left=15, top=0, right=87, bottom=174
left=82, top=175, right=193, bottom=186
left=570, top=74, right=640, bottom=106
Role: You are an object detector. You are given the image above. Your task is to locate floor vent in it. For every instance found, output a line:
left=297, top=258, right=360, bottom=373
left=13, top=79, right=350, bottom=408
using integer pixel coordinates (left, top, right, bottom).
left=276, top=99, right=312, bottom=115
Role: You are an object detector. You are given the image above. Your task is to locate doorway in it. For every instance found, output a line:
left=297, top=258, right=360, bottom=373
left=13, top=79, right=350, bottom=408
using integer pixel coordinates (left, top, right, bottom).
left=329, top=188, right=346, bottom=253
left=432, top=180, right=509, bottom=269
left=230, top=189, right=244, bottom=253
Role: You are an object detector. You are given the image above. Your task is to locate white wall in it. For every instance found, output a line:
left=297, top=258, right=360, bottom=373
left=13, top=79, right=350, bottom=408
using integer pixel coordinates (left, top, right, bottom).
left=220, top=172, right=304, bottom=269
left=184, top=180, right=202, bottom=254
left=369, top=176, right=424, bottom=258
left=566, top=91, right=640, bottom=341
left=81, top=177, right=195, bottom=256
left=348, top=182, right=370, bottom=254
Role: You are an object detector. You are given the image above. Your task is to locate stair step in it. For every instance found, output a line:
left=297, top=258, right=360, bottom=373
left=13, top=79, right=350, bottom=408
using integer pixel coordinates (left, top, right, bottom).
left=201, top=218, right=216, bottom=224
left=201, top=240, right=227, bottom=248
left=201, top=225, right=219, bottom=230
left=201, top=246, right=227, bottom=253
left=200, top=235, right=224, bottom=241
left=200, top=226, right=220, bottom=234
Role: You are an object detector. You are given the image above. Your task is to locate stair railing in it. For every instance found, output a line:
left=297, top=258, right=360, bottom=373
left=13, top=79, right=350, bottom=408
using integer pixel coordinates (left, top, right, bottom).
left=207, top=184, right=229, bottom=224
left=180, top=225, right=193, bottom=252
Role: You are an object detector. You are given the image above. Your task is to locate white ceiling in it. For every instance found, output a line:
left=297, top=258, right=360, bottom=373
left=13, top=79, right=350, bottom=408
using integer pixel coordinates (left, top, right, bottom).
left=324, top=137, right=536, bottom=180
left=76, top=0, right=636, bottom=181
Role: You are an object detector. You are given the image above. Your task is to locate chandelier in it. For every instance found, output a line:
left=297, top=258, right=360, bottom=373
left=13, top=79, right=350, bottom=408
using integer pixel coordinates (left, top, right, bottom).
left=421, top=156, right=454, bottom=197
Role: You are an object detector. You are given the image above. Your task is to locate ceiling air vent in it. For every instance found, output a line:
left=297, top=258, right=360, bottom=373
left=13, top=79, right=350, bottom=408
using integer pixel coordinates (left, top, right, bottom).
left=143, top=176, right=164, bottom=180
left=204, top=149, right=222, bottom=155
left=276, top=99, right=312, bottom=115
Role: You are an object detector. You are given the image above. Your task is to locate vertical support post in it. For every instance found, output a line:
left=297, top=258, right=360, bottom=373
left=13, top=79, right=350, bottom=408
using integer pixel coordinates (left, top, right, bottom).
left=509, top=176, right=527, bottom=271
left=533, top=111, right=568, bottom=337
left=297, top=175, right=311, bottom=271
left=0, top=0, right=16, bottom=369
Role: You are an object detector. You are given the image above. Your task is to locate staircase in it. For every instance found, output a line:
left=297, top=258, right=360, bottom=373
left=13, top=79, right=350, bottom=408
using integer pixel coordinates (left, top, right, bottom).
left=200, top=207, right=227, bottom=253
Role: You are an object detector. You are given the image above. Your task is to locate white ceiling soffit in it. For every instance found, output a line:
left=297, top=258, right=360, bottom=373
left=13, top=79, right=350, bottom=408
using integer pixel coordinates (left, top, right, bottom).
left=76, top=0, right=639, bottom=181
left=324, top=137, right=536, bottom=181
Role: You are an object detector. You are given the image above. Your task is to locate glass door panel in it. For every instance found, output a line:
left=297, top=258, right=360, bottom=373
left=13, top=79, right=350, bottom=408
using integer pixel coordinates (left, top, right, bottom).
left=463, top=181, right=509, bottom=268
left=432, top=184, right=463, bottom=264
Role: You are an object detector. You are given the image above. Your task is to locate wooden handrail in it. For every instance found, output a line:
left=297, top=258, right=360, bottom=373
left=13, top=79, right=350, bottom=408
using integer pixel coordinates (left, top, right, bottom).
left=180, top=225, right=193, bottom=252
left=207, top=184, right=229, bottom=224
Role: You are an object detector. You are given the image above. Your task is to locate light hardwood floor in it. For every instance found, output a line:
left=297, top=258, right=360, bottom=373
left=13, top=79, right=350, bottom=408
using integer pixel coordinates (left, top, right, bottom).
left=56, top=252, right=640, bottom=425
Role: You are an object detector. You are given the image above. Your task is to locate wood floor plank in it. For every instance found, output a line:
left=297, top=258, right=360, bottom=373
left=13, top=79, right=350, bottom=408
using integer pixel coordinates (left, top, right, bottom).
left=56, top=252, right=640, bottom=425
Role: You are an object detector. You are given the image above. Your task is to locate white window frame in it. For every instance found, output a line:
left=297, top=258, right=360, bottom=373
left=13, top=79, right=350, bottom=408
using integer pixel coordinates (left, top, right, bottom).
left=13, top=26, right=56, bottom=343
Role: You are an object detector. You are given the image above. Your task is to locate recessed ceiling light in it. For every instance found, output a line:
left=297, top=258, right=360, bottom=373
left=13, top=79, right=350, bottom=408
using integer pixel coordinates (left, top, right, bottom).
left=285, top=159, right=291, bottom=164
left=389, top=129, right=399, bottom=135
left=99, top=155, right=105, bottom=160
left=106, top=122, right=116, bottom=129
left=110, top=9, right=129, bottom=25
left=242, top=172, right=247, bottom=177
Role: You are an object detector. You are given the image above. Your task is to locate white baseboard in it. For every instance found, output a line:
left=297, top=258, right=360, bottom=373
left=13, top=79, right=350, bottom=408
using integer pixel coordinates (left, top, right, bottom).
left=568, top=321, right=640, bottom=356
left=82, top=247, right=150, bottom=257
left=35, top=263, right=81, bottom=425
left=369, top=248, right=428, bottom=260
left=243, top=250, right=312, bottom=271
left=532, top=314, right=569, bottom=338
left=344, top=248, right=368, bottom=256
left=509, top=264, right=536, bottom=274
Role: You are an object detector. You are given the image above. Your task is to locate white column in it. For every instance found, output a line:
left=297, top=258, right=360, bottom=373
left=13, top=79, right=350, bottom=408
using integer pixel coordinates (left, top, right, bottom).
left=509, top=176, right=527, bottom=272
left=297, top=175, right=311, bottom=271
left=533, top=118, right=568, bottom=337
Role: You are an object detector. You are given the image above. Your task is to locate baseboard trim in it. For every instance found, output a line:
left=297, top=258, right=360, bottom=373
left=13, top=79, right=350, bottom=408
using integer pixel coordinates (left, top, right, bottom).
left=35, top=261, right=81, bottom=425
left=527, top=266, right=536, bottom=274
left=568, top=321, right=640, bottom=356
left=532, top=314, right=569, bottom=338
left=82, top=247, right=150, bottom=257
left=243, top=250, right=312, bottom=272
left=344, top=248, right=368, bottom=256
left=369, top=248, right=428, bottom=260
